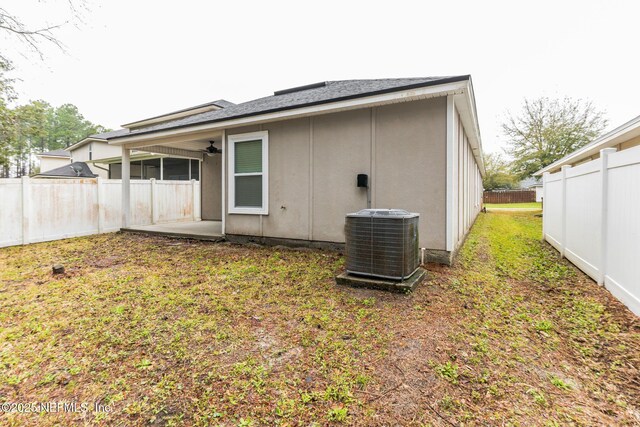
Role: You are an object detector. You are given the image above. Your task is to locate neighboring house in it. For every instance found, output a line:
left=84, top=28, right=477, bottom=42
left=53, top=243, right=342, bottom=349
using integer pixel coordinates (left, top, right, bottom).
left=536, top=115, right=640, bottom=174
left=519, top=177, right=543, bottom=202
left=67, top=129, right=204, bottom=181
left=101, top=77, right=485, bottom=264
left=34, top=161, right=98, bottom=178
left=536, top=115, right=640, bottom=316
left=66, top=131, right=123, bottom=178
left=36, top=149, right=71, bottom=172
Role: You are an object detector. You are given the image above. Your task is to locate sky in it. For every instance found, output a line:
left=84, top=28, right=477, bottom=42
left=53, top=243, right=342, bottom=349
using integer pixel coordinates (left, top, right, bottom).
left=3, top=0, right=640, bottom=155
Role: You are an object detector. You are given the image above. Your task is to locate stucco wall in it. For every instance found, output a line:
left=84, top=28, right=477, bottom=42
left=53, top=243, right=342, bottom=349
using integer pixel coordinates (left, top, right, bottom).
left=70, top=144, right=90, bottom=162
left=201, top=154, right=222, bottom=220
left=619, top=134, right=640, bottom=151
left=92, top=141, right=122, bottom=160
left=70, top=141, right=119, bottom=179
left=39, top=156, right=70, bottom=173
left=223, top=97, right=448, bottom=251
left=374, top=99, right=447, bottom=249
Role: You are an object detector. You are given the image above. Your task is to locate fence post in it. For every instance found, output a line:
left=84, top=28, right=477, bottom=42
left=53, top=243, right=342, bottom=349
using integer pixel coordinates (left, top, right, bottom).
left=191, top=179, right=196, bottom=221
left=598, top=148, right=616, bottom=285
left=560, top=165, right=571, bottom=258
left=150, top=178, right=158, bottom=224
left=542, top=172, right=549, bottom=239
left=21, top=176, right=30, bottom=245
left=97, top=177, right=104, bottom=233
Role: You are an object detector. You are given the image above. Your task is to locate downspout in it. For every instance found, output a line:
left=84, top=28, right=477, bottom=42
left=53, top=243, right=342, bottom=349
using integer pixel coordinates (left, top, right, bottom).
left=93, top=163, right=109, bottom=174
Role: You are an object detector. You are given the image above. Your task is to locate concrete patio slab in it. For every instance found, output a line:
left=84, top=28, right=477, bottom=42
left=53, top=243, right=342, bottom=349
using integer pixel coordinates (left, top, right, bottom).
left=121, top=221, right=223, bottom=241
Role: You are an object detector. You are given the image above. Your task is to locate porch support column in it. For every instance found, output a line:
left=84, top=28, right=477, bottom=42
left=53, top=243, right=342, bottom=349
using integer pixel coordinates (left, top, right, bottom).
left=121, top=146, right=131, bottom=228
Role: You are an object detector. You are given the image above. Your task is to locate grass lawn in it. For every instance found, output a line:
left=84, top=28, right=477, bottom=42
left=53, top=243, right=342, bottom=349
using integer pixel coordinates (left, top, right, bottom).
left=1, top=212, right=638, bottom=426
left=484, top=202, right=542, bottom=209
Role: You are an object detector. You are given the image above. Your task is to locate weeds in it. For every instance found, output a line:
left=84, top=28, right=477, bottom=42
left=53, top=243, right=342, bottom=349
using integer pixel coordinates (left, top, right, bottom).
left=0, top=213, right=637, bottom=425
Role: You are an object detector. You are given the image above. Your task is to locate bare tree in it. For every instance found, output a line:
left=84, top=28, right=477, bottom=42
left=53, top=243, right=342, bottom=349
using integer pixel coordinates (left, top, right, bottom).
left=0, top=1, right=87, bottom=62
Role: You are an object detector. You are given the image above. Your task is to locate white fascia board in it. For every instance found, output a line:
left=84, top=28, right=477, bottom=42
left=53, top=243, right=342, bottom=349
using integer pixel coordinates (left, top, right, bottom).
left=36, top=154, right=71, bottom=159
left=535, top=113, right=640, bottom=176
left=109, top=81, right=468, bottom=148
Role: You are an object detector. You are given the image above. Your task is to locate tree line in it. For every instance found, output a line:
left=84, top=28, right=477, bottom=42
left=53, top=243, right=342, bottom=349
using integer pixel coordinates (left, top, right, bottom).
left=0, top=60, right=108, bottom=177
left=483, top=97, right=608, bottom=190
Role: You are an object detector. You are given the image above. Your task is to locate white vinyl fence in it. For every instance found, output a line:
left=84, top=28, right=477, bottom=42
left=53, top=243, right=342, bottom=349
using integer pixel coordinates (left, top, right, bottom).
left=0, top=177, right=201, bottom=248
left=543, top=145, right=640, bottom=316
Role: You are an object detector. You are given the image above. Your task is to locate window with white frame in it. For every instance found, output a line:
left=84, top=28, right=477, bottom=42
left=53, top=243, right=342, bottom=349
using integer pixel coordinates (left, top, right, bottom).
left=228, top=131, right=268, bottom=214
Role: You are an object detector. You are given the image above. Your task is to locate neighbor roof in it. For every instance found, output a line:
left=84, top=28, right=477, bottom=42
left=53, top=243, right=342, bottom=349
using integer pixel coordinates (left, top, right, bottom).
left=121, top=99, right=236, bottom=129
left=535, top=114, right=640, bottom=175
left=37, top=149, right=71, bottom=158
left=66, top=129, right=131, bottom=151
left=91, top=129, right=131, bottom=140
left=36, top=161, right=98, bottom=178
left=519, top=177, right=542, bottom=188
left=108, top=76, right=470, bottom=140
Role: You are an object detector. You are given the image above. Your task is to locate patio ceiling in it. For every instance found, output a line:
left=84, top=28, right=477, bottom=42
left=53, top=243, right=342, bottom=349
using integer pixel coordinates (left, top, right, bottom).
left=118, top=131, right=225, bottom=161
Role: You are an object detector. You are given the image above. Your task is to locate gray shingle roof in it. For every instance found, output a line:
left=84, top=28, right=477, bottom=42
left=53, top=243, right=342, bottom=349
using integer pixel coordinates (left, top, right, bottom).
left=123, top=99, right=236, bottom=126
left=36, top=162, right=98, bottom=178
left=108, top=76, right=468, bottom=140
left=38, top=149, right=71, bottom=157
left=91, top=129, right=131, bottom=139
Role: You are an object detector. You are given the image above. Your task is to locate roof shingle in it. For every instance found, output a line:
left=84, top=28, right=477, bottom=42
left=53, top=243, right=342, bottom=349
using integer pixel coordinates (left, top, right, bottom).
left=107, top=76, right=468, bottom=140
left=36, top=162, right=97, bottom=178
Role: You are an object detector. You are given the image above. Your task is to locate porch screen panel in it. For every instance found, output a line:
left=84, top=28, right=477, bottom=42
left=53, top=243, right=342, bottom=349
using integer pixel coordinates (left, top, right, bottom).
left=190, top=159, right=200, bottom=181
left=234, top=139, right=263, bottom=208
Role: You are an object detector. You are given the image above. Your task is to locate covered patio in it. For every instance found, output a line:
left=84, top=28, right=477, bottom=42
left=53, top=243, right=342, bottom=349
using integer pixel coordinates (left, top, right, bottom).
left=114, top=128, right=225, bottom=235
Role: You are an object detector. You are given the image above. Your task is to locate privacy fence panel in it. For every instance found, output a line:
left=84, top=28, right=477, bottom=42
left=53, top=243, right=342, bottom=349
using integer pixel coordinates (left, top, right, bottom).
left=542, top=175, right=563, bottom=252
left=0, top=179, right=25, bottom=247
left=0, top=177, right=201, bottom=248
left=605, top=148, right=640, bottom=316
left=483, top=190, right=535, bottom=204
left=28, top=178, right=99, bottom=244
left=543, top=146, right=640, bottom=316
left=564, top=162, right=602, bottom=280
left=156, top=180, right=200, bottom=223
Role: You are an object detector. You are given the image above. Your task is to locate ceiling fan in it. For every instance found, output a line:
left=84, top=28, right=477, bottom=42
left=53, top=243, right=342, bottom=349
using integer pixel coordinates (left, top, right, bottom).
left=203, top=140, right=222, bottom=156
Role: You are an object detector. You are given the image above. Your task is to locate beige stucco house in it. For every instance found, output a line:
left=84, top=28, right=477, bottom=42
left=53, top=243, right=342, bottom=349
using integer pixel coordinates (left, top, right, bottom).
left=536, top=114, right=640, bottom=174
left=103, top=77, right=485, bottom=264
left=66, top=131, right=202, bottom=181
left=36, top=149, right=71, bottom=172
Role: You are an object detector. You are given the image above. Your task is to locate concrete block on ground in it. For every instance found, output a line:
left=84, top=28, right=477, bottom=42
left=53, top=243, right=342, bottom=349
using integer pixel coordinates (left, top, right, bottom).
left=335, top=267, right=427, bottom=293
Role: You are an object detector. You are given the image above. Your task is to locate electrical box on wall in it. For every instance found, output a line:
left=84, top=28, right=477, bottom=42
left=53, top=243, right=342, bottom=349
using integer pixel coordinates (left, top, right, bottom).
left=357, top=174, right=368, bottom=188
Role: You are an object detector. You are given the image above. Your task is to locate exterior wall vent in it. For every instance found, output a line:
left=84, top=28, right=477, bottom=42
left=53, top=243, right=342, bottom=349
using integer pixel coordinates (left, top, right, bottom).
left=345, top=209, right=420, bottom=280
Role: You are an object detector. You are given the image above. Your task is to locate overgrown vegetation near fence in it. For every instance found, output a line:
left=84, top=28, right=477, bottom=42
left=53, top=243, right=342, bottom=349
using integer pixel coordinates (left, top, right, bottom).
left=483, top=189, right=535, bottom=204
